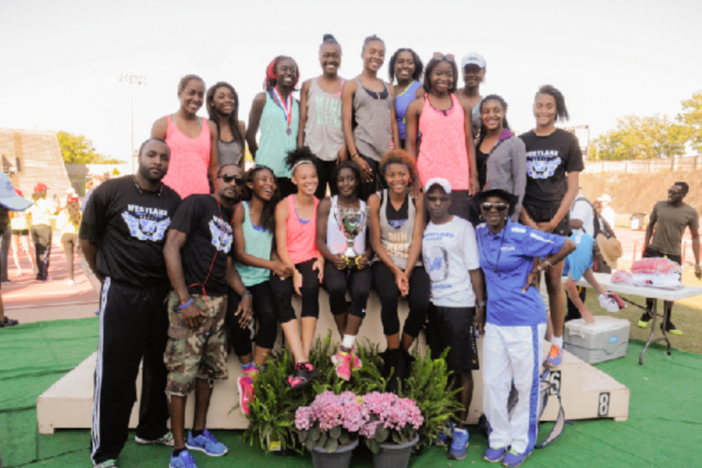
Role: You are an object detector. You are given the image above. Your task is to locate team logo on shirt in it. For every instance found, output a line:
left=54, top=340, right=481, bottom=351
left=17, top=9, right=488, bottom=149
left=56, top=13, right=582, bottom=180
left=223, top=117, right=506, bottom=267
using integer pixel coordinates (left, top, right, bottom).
left=122, top=206, right=171, bottom=242
left=424, top=245, right=449, bottom=282
left=209, top=216, right=233, bottom=253
left=526, top=150, right=561, bottom=179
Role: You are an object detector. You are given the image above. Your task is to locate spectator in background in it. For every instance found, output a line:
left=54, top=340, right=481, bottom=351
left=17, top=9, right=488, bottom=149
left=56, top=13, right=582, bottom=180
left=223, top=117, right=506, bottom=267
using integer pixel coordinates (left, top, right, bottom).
left=597, top=194, right=615, bottom=228
left=567, top=190, right=596, bottom=321
left=29, top=183, right=55, bottom=282
left=10, top=189, right=37, bottom=276
left=638, top=182, right=701, bottom=335
left=0, top=214, right=10, bottom=284
left=57, top=190, right=81, bottom=285
left=81, top=175, right=107, bottom=297
left=0, top=173, right=33, bottom=327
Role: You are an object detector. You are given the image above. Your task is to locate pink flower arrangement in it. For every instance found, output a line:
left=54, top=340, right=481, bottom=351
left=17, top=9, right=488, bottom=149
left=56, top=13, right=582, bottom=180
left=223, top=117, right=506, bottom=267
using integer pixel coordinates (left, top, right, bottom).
left=295, top=391, right=370, bottom=434
left=362, top=392, right=423, bottom=432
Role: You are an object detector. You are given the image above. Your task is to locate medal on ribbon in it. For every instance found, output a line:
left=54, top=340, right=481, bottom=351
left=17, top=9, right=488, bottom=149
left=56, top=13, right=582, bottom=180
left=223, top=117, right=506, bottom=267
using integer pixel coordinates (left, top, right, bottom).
left=272, top=87, right=293, bottom=135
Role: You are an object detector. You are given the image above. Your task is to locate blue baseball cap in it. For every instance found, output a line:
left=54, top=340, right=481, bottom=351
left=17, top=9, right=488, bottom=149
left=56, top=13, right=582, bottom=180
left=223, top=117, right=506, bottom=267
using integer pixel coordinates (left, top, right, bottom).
left=0, top=173, right=32, bottom=211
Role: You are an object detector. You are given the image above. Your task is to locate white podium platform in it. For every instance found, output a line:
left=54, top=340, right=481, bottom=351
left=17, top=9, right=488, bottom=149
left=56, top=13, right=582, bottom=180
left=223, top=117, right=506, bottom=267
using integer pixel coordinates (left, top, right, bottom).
left=37, top=291, right=629, bottom=434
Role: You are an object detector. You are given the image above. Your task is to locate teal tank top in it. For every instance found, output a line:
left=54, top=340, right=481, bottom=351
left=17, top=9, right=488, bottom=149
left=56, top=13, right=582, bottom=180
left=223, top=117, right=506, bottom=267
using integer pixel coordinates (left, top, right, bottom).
left=256, top=91, right=299, bottom=178
left=235, top=202, right=273, bottom=287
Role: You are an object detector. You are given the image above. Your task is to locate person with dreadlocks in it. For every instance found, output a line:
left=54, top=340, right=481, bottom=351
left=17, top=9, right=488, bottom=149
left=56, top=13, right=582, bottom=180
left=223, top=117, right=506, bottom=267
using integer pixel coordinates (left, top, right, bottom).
left=298, top=34, right=347, bottom=199
left=341, top=35, right=400, bottom=200
left=271, top=148, right=324, bottom=389
left=519, top=85, right=584, bottom=368
left=474, top=94, right=526, bottom=221
left=230, top=164, right=286, bottom=414
left=247, top=56, right=301, bottom=198
left=207, top=82, right=246, bottom=171
left=163, top=162, right=251, bottom=468
left=389, top=48, right=424, bottom=149
left=152, top=75, right=219, bottom=199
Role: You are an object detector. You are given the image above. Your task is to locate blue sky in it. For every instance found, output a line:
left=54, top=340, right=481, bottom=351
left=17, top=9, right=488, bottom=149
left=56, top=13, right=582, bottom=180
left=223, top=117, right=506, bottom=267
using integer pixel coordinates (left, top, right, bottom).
left=1, top=0, right=701, bottom=160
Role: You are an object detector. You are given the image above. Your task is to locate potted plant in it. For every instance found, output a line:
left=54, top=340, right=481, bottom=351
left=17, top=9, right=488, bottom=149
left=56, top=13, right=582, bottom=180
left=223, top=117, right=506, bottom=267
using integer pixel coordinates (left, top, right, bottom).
left=295, top=391, right=368, bottom=468
left=360, top=392, right=423, bottom=468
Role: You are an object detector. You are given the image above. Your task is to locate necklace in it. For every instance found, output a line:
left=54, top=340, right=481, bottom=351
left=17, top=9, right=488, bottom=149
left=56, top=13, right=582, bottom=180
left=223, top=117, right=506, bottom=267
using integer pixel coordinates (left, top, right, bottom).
left=132, top=176, right=163, bottom=197
left=479, top=226, right=506, bottom=276
left=271, top=87, right=293, bottom=135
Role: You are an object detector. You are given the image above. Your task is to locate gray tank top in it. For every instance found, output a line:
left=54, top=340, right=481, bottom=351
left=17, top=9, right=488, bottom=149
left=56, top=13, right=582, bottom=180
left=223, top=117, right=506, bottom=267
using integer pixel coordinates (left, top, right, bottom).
left=471, top=99, right=482, bottom=138
left=353, top=76, right=393, bottom=162
left=218, top=138, right=243, bottom=166
left=373, top=189, right=420, bottom=269
left=304, top=78, right=345, bottom=162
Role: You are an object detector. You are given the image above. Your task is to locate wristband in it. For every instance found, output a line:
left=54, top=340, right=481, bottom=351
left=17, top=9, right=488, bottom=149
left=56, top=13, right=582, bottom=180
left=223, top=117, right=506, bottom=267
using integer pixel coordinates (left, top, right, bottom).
left=178, top=298, right=193, bottom=310
left=476, top=300, right=487, bottom=308
left=351, top=152, right=359, bottom=159
left=242, top=289, right=253, bottom=298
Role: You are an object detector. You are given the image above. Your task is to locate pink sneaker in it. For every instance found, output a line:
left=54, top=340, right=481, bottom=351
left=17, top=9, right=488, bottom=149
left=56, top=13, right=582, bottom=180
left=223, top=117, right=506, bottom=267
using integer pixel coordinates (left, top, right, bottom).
left=237, top=376, right=255, bottom=415
left=331, top=350, right=362, bottom=381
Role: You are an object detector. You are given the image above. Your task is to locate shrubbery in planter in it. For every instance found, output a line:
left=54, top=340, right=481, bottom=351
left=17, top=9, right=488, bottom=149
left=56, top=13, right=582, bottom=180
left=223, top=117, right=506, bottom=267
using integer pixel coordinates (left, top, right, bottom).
left=295, top=391, right=368, bottom=452
left=360, top=392, right=423, bottom=453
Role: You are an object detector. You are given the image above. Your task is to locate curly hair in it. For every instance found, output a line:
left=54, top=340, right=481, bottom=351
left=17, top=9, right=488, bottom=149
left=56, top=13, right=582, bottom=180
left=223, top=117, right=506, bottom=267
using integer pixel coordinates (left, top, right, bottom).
left=329, top=161, right=365, bottom=200
left=388, top=48, right=424, bottom=83
left=379, top=149, right=416, bottom=177
left=286, top=146, right=318, bottom=176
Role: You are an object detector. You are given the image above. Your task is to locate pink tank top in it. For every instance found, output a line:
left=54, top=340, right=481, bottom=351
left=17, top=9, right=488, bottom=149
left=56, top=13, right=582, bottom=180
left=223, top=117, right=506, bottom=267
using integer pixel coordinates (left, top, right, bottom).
left=286, top=195, right=319, bottom=265
left=163, top=114, right=212, bottom=198
left=416, top=94, right=470, bottom=191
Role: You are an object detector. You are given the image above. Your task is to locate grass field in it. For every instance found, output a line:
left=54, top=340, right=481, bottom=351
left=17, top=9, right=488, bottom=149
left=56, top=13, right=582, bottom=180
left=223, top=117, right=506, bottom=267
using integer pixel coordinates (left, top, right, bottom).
left=581, top=258, right=702, bottom=354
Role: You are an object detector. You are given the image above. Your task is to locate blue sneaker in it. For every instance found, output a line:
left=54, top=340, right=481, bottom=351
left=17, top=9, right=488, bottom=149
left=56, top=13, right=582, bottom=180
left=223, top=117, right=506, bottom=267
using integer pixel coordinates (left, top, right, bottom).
left=185, top=429, right=228, bottom=457
left=502, top=449, right=528, bottom=467
left=448, top=428, right=469, bottom=460
left=545, top=344, right=562, bottom=367
left=484, top=446, right=508, bottom=463
left=169, top=449, right=198, bottom=468
left=433, top=420, right=456, bottom=447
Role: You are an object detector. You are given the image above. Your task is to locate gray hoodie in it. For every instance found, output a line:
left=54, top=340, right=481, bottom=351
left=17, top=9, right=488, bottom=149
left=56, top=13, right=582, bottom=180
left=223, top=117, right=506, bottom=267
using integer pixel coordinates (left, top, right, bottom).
left=484, top=129, right=527, bottom=221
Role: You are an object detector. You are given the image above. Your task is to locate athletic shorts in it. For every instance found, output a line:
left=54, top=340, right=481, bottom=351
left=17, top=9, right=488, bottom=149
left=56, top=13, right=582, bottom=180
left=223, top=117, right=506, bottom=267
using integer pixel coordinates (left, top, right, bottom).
left=523, top=204, right=569, bottom=237
left=12, top=229, right=28, bottom=236
left=427, top=304, right=479, bottom=373
left=643, top=246, right=682, bottom=266
left=164, top=291, right=228, bottom=396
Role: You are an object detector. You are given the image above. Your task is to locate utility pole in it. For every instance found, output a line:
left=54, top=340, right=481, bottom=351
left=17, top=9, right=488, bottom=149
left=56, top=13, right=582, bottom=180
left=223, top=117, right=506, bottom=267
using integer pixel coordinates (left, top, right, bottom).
left=119, top=74, right=146, bottom=174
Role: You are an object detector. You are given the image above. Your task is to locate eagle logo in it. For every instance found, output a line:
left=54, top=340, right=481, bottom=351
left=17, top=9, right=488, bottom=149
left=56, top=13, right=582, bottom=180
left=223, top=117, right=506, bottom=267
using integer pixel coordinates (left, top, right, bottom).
left=527, top=156, right=562, bottom=179
left=122, top=212, right=171, bottom=242
left=209, top=216, right=233, bottom=253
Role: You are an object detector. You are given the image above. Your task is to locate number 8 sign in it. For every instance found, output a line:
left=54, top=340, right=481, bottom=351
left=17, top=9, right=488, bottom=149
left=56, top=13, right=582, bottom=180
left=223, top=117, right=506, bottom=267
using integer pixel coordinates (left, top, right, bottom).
left=598, top=392, right=610, bottom=417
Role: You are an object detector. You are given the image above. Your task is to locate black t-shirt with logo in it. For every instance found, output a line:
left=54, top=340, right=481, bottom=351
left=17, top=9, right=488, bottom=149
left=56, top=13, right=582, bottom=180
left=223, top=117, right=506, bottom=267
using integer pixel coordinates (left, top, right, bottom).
left=520, top=129, right=584, bottom=208
left=168, top=194, right=233, bottom=297
left=79, top=176, right=181, bottom=287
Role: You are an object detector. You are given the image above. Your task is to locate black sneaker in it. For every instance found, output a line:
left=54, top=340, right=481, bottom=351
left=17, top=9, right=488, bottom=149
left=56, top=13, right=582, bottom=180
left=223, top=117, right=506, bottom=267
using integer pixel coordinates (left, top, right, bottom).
left=286, top=362, right=319, bottom=390
left=662, top=320, right=682, bottom=336
left=0, top=316, right=19, bottom=327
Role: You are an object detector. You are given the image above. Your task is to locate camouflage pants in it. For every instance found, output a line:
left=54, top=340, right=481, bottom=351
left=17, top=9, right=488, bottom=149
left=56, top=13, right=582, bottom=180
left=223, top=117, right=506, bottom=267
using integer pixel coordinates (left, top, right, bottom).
left=164, top=292, right=228, bottom=397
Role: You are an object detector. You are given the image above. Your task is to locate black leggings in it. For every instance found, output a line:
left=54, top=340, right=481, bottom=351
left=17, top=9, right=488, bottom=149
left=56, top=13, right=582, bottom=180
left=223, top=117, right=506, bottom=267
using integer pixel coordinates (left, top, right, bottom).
left=314, top=159, right=337, bottom=200
left=322, top=262, right=372, bottom=318
left=277, top=177, right=297, bottom=199
left=358, top=154, right=387, bottom=201
left=226, top=281, right=278, bottom=356
left=372, top=262, right=430, bottom=338
left=270, top=259, right=321, bottom=323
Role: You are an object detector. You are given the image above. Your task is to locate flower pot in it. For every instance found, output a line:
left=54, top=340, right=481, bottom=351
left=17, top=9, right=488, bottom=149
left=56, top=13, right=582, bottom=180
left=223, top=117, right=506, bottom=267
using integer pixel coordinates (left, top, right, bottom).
left=372, top=434, right=420, bottom=468
left=311, top=438, right=359, bottom=468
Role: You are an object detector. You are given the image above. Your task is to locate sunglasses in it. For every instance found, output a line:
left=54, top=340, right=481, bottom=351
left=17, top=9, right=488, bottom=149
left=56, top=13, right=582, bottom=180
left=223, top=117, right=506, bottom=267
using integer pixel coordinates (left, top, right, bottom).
left=433, top=52, right=455, bottom=62
left=219, top=174, right=245, bottom=186
left=667, top=189, right=681, bottom=195
left=426, top=195, right=450, bottom=203
left=481, top=202, right=508, bottom=212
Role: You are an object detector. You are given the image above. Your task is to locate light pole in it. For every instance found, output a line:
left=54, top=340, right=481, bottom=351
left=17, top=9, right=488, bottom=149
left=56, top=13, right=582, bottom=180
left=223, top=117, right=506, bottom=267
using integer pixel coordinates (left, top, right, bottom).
left=119, top=74, right=146, bottom=174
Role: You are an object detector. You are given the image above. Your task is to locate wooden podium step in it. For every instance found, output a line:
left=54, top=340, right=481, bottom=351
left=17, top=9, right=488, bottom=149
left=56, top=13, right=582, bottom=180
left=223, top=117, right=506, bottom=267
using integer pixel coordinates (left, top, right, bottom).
left=37, top=293, right=629, bottom=434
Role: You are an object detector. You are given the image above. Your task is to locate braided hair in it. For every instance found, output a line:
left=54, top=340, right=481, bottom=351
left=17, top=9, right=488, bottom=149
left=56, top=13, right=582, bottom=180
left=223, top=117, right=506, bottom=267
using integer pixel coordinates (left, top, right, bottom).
left=206, top=82, right=244, bottom=147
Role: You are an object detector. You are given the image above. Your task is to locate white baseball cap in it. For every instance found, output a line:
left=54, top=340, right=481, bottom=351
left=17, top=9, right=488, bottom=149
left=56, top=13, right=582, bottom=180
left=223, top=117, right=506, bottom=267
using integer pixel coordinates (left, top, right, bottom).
left=597, top=194, right=612, bottom=202
left=424, top=178, right=452, bottom=194
left=461, top=52, right=486, bottom=69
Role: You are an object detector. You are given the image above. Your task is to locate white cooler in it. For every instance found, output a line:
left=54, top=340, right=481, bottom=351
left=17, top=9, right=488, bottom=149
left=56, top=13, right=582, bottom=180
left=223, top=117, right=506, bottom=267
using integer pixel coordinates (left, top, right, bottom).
left=564, top=316, right=630, bottom=365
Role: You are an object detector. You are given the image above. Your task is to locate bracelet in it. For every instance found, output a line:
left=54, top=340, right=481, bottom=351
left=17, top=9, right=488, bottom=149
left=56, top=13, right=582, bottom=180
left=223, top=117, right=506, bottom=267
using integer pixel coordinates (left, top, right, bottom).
left=476, top=300, right=487, bottom=308
left=178, top=298, right=193, bottom=310
left=542, top=260, right=553, bottom=270
left=350, top=152, right=359, bottom=159
left=242, top=289, right=253, bottom=298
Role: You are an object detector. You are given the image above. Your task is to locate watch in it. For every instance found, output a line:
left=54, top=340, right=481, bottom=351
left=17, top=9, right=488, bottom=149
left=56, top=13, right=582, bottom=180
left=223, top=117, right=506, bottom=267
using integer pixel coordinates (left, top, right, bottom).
left=476, top=300, right=487, bottom=308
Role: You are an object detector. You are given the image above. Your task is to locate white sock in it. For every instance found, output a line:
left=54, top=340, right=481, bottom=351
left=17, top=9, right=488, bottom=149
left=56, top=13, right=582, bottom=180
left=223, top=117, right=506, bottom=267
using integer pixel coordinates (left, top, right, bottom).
left=342, top=334, right=357, bottom=350
left=454, top=428, right=467, bottom=435
left=552, top=336, right=563, bottom=348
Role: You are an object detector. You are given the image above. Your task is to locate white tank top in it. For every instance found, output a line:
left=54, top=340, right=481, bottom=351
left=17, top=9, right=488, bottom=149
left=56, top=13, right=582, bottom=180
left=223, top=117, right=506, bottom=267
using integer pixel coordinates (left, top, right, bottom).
left=327, top=195, right=367, bottom=255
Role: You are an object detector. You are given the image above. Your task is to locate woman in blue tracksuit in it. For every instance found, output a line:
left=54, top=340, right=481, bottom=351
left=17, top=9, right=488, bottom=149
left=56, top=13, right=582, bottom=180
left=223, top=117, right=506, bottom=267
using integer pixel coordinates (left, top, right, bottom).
left=473, top=183, right=574, bottom=467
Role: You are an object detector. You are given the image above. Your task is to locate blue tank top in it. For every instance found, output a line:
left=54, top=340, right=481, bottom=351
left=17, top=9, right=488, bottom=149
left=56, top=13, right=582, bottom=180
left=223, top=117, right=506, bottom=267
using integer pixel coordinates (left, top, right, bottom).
left=394, top=81, right=422, bottom=141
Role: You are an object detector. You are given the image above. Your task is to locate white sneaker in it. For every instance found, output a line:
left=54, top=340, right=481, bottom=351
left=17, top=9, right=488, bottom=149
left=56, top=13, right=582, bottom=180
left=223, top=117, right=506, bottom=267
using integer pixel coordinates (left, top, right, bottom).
left=67, top=279, right=76, bottom=285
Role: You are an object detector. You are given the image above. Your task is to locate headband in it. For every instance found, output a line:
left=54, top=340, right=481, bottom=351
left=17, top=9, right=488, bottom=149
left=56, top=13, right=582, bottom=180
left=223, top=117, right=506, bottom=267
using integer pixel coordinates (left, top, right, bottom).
left=291, top=159, right=314, bottom=173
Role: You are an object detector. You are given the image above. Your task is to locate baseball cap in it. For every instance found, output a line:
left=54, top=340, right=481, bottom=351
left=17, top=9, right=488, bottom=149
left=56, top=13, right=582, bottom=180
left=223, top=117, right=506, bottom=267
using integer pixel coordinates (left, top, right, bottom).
left=0, top=173, right=32, bottom=211
left=461, top=52, right=486, bottom=69
left=424, top=178, right=452, bottom=194
left=33, top=182, right=49, bottom=193
left=597, top=194, right=612, bottom=203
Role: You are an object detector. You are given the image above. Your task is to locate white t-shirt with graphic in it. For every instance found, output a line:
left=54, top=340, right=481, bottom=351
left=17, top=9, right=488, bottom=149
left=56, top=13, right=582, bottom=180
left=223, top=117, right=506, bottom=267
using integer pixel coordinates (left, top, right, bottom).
left=422, top=216, right=480, bottom=307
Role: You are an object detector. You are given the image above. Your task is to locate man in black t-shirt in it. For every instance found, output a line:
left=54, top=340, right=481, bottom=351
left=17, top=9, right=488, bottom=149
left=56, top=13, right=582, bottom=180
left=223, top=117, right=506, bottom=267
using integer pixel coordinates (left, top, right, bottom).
left=163, top=164, right=252, bottom=468
left=80, top=139, right=181, bottom=468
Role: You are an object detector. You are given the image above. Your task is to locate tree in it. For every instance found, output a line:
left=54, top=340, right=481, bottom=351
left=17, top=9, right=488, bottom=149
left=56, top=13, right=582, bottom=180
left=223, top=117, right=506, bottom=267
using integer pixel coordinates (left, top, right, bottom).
left=677, top=91, right=702, bottom=154
left=590, top=114, right=687, bottom=161
left=57, top=131, right=123, bottom=164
